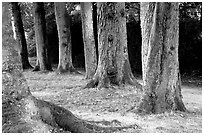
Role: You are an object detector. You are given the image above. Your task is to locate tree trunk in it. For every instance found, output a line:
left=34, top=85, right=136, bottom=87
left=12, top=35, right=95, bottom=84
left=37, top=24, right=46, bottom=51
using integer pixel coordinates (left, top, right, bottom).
left=81, top=2, right=97, bottom=79
left=3, top=3, right=139, bottom=132
left=138, top=2, right=186, bottom=114
left=85, top=2, right=141, bottom=89
left=140, top=2, right=156, bottom=86
left=10, top=2, right=33, bottom=70
left=33, top=2, right=52, bottom=71
left=54, top=2, right=75, bottom=74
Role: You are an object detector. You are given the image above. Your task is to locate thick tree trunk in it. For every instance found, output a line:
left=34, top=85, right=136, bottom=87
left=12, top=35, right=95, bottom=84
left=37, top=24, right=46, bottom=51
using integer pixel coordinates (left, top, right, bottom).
left=3, top=3, right=139, bottom=132
left=54, top=2, right=75, bottom=74
left=33, top=2, right=52, bottom=71
left=138, top=2, right=186, bottom=114
left=3, top=39, right=93, bottom=132
left=85, top=2, right=141, bottom=89
left=10, top=2, right=33, bottom=70
left=81, top=2, right=97, bottom=79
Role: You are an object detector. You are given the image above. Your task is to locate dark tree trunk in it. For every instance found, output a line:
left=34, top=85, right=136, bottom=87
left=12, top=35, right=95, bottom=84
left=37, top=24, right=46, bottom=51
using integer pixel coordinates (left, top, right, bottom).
left=138, top=2, right=186, bottom=114
left=33, top=2, right=52, bottom=72
left=10, top=2, right=33, bottom=70
left=85, top=2, right=141, bottom=89
left=81, top=2, right=97, bottom=79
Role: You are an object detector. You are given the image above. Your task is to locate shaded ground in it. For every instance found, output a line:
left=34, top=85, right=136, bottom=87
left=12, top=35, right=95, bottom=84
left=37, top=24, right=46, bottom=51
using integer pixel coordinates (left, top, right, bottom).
left=23, top=63, right=202, bottom=133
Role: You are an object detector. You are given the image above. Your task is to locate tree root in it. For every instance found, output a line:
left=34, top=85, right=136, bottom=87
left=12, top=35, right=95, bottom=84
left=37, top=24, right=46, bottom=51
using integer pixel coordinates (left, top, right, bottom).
left=86, top=120, right=141, bottom=133
left=84, top=59, right=143, bottom=90
left=126, top=76, right=143, bottom=90
left=84, top=79, right=99, bottom=89
left=34, top=97, right=140, bottom=133
left=84, top=74, right=142, bottom=90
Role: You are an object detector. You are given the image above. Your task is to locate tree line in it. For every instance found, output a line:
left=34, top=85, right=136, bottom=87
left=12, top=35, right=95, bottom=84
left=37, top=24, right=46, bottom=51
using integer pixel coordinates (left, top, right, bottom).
left=10, top=2, right=187, bottom=113
left=2, top=2, right=197, bottom=132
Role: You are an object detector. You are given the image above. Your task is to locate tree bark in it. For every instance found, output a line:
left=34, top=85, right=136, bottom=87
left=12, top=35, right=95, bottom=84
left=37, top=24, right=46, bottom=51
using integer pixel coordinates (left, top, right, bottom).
left=85, top=2, right=141, bottom=89
left=33, top=2, right=52, bottom=71
left=138, top=2, right=186, bottom=114
left=81, top=2, right=97, bottom=79
left=3, top=3, right=139, bottom=132
left=3, top=38, right=93, bottom=132
left=10, top=2, right=33, bottom=70
left=54, top=2, right=75, bottom=74
left=140, top=2, right=156, bottom=85
left=11, top=16, right=17, bottom=40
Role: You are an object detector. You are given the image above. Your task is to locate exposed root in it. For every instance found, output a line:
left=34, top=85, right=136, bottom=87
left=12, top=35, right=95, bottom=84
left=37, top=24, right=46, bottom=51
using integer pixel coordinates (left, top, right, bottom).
left=35, top=97, right=141, bottom=133
left=83, top=59, right=142, bottom=90
left=136, top=92, right=187, bottom=114
left=84, top=78, right=99, bottom=89
left=123, top=59, right=143, bottom=90
left=174, top=96, right=187, bottom=112
left=84, top=74, right=142, bottom=90
left=86, top=120, right=141, bottom=133
left=126, top=76, right=143, bottom=90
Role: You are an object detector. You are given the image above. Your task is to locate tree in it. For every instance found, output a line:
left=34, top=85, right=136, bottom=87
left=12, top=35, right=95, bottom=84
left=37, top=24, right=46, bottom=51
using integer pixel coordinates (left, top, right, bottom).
left=81, top=2, right=97, bottom=79
left=85, top=2, right=141, bottom=89
left=10, top=2, right=33, bottom=70
left=140, top=3, right=155, bottom=84
left=3, top=3, right=138, bottom=133
left=54, top=2, right=76, bottom=74
left=33, top=2, right=52, bottom=71
left=138, top=2, right=186, bottom=114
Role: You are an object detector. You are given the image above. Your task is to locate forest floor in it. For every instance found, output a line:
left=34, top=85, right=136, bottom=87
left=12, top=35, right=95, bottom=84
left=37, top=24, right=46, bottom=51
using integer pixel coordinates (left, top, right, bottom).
left=23, top=64, right=202, bottom=133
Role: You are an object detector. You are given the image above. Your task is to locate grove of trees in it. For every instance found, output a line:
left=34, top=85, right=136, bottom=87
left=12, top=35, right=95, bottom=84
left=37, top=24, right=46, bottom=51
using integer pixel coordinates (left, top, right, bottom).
left=2, top=2, right=202, bottom=133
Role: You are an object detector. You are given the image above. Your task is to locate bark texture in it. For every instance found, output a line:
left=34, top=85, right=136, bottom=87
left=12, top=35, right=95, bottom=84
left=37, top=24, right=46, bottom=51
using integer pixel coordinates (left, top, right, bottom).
left=54, top=2, right=75, bottom=74
left=140, top=2, right=156, bottom=85
left=10, top=2, right=33, bottom=70
left=33, top=2, right=52, bottom=71
left=2, top=41, right=92, bottom=132
left=81, top=2, right=97, bottom=79
left=85, top=2, right=141, bottom=89
left=3, top=3, right=138, bottom=133
left=138, top=2, right=186, bottom=114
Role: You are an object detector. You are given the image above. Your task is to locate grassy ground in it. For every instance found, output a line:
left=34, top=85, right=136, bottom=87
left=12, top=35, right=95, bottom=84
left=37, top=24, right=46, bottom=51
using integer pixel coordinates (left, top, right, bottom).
left=23, top=63, right=202, bottom=133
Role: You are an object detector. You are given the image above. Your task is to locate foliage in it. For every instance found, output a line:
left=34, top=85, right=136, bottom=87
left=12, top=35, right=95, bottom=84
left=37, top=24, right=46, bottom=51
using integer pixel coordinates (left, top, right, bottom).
left=19, top=2, right=34, bottom=32
left=125, top=2, right=140, bottom=23
left=179, top=2, right=202, bottom=75
left=179, top=2, right=201, bottom=21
